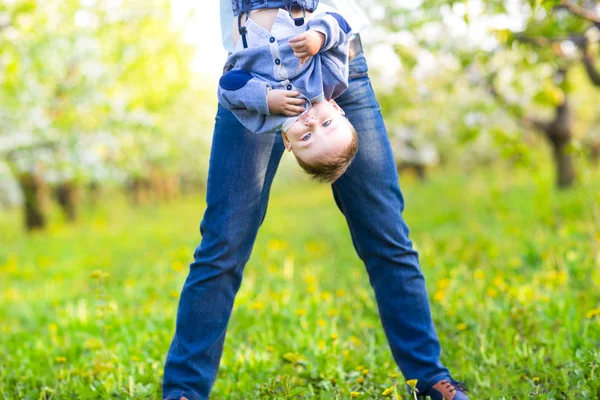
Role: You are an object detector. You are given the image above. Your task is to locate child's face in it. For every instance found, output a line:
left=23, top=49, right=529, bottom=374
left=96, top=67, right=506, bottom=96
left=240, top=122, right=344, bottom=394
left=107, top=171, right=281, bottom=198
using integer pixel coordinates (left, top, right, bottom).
left=282, top=100, right=352, bottom=165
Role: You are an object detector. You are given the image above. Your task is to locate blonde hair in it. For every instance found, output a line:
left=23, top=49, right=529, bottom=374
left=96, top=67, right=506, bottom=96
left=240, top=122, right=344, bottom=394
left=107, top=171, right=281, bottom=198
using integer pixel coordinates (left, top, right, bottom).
left=295, top=118, right=358, bottom=183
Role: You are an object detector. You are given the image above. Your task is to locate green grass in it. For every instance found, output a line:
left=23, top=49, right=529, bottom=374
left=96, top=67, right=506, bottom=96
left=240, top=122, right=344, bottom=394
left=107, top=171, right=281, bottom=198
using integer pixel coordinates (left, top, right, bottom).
left=1, top=164, right=599, bottom=399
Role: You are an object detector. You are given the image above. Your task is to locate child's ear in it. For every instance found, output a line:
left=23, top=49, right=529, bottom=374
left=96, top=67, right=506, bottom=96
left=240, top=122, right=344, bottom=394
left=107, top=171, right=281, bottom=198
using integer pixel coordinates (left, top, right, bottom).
left=281, top=131, right=293, bottom=152
left=328, top=99, right=345, bottom=115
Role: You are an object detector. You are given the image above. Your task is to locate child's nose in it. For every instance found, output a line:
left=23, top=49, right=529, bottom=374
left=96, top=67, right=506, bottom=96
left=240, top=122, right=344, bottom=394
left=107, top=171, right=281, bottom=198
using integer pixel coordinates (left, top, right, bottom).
left=304, top=116, right=315, bottom=126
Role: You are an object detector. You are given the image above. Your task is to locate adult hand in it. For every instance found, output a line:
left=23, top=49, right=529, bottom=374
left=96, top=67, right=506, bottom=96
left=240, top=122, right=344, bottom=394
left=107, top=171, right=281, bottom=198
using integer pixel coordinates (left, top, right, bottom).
left=267, top=89, right=305, bottom=116
left=289, top=30, right=326, bottom=64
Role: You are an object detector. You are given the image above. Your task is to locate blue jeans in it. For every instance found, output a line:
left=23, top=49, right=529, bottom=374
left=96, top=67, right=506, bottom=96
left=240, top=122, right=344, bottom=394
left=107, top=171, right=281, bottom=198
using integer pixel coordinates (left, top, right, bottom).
left=162, top=54, right=451, bottom=400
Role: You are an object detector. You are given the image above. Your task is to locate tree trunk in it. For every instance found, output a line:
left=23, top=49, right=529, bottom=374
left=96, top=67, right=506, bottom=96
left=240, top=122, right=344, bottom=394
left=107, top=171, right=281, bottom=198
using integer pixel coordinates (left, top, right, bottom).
left=129, top=177, right=151, bottom=205
left=55, top=181, right=82, bottom=221
left=17, top=173, right=49, bottom=231
left=551, top=142, right=576, bottom=189
left=415, top=164, right=427, bottom=181
left=164, top=173, right=180, bottom=201
left=590, top=142, right=600, bottom=165
left=544, top=92, right=575, bottom=189
left=88, top=181, right=102, bottom=206
left=150, top=167, right=165, bottom=202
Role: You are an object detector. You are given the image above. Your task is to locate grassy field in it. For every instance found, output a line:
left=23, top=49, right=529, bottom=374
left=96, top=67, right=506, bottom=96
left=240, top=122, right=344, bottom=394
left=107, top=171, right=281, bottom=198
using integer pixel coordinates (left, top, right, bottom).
left=1, top=165, right=599, bottom=399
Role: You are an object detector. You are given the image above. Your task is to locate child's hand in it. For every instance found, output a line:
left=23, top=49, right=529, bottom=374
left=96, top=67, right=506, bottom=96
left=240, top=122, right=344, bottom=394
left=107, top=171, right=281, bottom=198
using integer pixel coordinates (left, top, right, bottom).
left=289, top=30, right=326, bottom=64
left=267, top=89, right=305, bottom=116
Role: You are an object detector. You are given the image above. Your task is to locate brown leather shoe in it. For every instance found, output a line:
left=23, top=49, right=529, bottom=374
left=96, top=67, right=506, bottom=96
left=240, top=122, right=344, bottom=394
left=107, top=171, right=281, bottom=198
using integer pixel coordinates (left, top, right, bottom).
left=418, top=379, right=469, bottom=400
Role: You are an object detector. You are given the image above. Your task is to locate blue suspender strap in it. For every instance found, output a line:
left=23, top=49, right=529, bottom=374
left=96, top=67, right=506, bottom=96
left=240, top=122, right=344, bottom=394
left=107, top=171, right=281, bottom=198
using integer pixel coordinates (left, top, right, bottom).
left=283, top=0, right=306, bottom=26
left=238, top=0, right=252, bottom=49
left=238, top=14, right=248, bottom=49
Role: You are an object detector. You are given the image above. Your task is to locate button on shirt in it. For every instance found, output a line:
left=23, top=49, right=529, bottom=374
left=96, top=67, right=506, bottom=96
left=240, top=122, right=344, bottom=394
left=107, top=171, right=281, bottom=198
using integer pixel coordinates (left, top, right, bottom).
left=217, top=9, right=351, bottom=134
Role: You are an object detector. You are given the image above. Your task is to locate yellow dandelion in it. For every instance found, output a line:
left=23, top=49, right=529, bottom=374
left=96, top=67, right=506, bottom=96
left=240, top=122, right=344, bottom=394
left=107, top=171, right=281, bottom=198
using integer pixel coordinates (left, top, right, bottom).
left=433, top=290, right=445, bottom=302
left=533, top=377, right=540, bottom=384
left=474, top=269, right=485, bottom=280
left=320, top=291, right=332, bottom=301
left=5, top=288, right=19, bottom=301
left=509, top=257, right=522, bottom=267
left=55, top=357, right=67, bottom=363
left=49, top=323, right=58, bottom=333
left=493, top=276, right=506, bottom=290
left=586, top=308, right=600, bottom=319
left=267, top=346, right=274, bottom=352
left=390, top=372, right=398, bottom=379
left=457, top=323, right=467, bottom=331
left=382, top=387, right=394, bottom=397
left=355, top=365, right=364, bottom=371
left=342, top=349, right=350, bottom=357
left=486, top=288, right=498, bottom=298
left=89, top=270, right=109, bottom=280
left=407, top=379, right=419, bottom=398
left=251, top=301, right=265, bottom=311
left=356, top=376, right=364, bottom=384
left=330, top=333, right=338, bottom=340
left=317, top=319, right=326, bottom=327
left=171, top=261, right=184, bottom=272
left=295, top=308, right=307, bottom=316
left=307, top=284, right=317, bottom=294
left=318, top=340, right=326, bottom=350
left=437, top=278, right=450, bottom=289
left=362, top=369, right=369, bottom=376
left=267, top=239, right=287, bottom=251
left=350, top=392, right=360, bottom=398
left=336, top=289, right=346, bottom=297
left=540, top=295, right=550, bottom=303
left=327, top=308, right=338, bottom=317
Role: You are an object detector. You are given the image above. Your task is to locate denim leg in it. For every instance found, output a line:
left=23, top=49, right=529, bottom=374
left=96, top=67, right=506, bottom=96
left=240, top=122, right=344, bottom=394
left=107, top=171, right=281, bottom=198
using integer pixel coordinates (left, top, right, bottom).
left=331, top=54, right=450, bottom=390
left=162, top=105, right=285, bottom=400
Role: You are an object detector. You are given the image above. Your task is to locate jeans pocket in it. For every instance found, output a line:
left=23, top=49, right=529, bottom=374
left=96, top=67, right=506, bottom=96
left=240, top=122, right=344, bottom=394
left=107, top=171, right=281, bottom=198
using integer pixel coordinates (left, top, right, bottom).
left=349, top=54, right=369, bottom=79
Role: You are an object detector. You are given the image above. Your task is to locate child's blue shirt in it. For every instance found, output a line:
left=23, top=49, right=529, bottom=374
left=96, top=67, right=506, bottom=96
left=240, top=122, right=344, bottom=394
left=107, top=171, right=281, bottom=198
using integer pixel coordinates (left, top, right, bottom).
left=217, top=10, right=351, bottom=134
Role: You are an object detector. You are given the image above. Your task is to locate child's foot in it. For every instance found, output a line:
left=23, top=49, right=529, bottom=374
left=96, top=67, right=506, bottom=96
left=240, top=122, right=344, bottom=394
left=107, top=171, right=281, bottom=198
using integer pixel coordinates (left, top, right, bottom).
left=418, top=379, right=469, bottom=400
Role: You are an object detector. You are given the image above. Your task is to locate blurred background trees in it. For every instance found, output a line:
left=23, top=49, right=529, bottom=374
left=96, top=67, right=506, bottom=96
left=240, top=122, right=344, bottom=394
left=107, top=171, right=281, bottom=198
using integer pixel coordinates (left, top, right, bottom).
left=370, top=0, right=600, bottom=186
left=1, top=0, right=599, bottom=232
left=0, top=0, right=212, bottom=230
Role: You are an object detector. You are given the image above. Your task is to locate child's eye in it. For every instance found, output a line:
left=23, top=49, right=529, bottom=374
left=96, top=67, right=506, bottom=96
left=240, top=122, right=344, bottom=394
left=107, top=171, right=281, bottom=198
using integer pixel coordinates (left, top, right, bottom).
left=322, top=120, right=332, bottom=127
left=301, top=133, right=312, bottom=141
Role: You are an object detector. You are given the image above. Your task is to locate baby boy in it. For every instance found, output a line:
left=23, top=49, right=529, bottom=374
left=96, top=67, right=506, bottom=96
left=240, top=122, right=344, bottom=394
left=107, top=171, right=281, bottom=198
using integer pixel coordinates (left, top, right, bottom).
left=217, top=6, right=358, bottom=183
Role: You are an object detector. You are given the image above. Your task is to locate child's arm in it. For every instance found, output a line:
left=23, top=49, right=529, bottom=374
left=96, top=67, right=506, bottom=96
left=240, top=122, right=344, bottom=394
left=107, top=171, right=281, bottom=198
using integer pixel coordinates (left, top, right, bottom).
left=218, top=70, right=305, bottom=116
left=288, top=12, right=352, bottom=64
left=217, top=70, right=271, bottom=115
